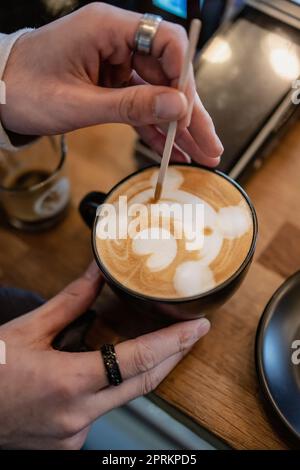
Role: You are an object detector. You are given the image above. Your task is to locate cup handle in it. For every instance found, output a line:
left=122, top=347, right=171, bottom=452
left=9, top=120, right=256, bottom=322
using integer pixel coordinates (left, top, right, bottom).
left=79, top=191, right=106, bottom=229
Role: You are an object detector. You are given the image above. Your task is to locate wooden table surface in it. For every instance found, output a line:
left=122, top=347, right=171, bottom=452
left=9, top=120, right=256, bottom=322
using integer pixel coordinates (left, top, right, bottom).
left=1, top=120, right=300, bottom=450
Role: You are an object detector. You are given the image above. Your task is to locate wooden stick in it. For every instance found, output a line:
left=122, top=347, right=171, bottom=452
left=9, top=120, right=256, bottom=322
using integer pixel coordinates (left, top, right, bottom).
left=154, top=19, right=202, bottom=201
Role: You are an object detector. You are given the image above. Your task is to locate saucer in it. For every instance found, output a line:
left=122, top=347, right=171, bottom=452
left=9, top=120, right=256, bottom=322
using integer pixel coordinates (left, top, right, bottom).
left=255, top=271, right=300, bottom=443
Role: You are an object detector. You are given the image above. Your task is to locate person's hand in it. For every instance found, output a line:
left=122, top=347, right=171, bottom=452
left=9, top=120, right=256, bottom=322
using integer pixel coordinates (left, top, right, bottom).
left=0, top=2, right=223, bottom=166
left=0, top=262, right=210, bottom=449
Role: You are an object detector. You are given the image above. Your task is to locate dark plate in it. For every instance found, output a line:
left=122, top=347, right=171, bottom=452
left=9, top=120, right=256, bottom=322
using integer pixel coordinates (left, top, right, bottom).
left=256, top=271, right=300, bottom=444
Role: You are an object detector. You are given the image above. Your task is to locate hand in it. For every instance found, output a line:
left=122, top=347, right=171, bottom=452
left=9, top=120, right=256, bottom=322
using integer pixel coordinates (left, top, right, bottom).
left=0, top=2, right=223, bottom=166
left=0, top=262, right=210, bottom=449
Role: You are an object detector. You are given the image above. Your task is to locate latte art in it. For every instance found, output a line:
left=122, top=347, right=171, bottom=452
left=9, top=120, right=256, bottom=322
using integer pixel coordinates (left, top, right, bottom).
left=95, top=166, right=254, bottom=299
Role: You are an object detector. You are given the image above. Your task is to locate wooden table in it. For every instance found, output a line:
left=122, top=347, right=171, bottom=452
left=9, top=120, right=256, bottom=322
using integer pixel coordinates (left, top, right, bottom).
left=1, top=120, right=300, bottom=450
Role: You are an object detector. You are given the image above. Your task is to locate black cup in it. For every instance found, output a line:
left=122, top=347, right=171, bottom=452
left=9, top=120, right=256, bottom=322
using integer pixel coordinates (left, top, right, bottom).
left=79, top=163, right=258, bottom=320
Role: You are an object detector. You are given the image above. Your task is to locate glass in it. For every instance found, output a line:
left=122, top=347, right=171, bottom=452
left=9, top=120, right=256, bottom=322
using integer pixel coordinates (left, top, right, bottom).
left=0, top=135, right=70, bottom=231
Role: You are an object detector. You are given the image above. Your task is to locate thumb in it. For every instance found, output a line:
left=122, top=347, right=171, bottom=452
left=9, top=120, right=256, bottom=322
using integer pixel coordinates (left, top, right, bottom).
left=81, top=84, right=189, bottom=127
left=31, top=262, right=104, bottom=340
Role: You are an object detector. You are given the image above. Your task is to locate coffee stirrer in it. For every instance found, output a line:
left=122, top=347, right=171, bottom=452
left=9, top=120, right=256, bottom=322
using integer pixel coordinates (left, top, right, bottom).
left=154, top=19, right=201, bottom=202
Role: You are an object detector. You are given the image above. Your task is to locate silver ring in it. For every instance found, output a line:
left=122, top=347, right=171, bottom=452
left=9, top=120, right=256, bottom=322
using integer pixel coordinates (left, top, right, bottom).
left=134, top=13, right=162, bottom=55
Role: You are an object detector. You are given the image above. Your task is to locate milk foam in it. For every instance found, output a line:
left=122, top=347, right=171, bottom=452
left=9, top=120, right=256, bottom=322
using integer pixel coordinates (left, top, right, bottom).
left=129, top=168, right=251, bottom=296
left=132, top=228, right=177, bottom=272
left=217, top=204, right=252, bottom=239
left=150, top=167, right=184, bottom=192
left=174, top=262, right=215, bottom=297
left=96, top=166, right=253, bottom=299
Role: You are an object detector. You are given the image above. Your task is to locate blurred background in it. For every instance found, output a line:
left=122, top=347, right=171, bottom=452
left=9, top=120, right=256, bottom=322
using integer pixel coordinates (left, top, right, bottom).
left=0, top=1, right=243, bottom=42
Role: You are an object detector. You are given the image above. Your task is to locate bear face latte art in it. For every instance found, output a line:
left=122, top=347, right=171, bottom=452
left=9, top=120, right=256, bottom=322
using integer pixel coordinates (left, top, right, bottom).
left=95, top=166, right=254, bottom=299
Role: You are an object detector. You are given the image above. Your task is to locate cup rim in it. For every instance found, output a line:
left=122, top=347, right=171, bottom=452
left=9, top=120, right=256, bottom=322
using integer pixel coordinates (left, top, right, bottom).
left=0, top=135, right=67, bottom=194
left=91, top=162, right=258, bottom=304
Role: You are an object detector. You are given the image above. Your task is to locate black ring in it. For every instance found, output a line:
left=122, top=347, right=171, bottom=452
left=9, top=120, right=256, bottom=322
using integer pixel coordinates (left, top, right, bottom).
left=100, top=344, right=123, bottom=386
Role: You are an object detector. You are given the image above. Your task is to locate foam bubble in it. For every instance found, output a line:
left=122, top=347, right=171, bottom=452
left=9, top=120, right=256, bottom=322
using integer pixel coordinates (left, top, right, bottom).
left=132, top=228, right=177, bottom=272
left=199, top=231, right=223, bottom=265
left=217, top=205, right=251, bottom=239
left=129, top=189, right=154, bottom=205
left=164, top=189, right=217, bottom=229
left=150, top=167, right=184, bottom=192
left=174, top=261, right=216, bottom=297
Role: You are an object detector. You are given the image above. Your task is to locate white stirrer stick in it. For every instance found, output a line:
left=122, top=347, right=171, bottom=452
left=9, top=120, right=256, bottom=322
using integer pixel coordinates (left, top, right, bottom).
left=154, top=19, right=201, bottom=201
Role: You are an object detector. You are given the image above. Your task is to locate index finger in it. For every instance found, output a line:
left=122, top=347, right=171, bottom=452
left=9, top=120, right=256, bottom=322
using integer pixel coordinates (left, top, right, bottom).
left=113, top=8, right=194, bottom=127
left=137, top=20, right=194, bottom=128
left=64, top=318, right=210, bottom=394
left=128, top=17, right=220, bottom=144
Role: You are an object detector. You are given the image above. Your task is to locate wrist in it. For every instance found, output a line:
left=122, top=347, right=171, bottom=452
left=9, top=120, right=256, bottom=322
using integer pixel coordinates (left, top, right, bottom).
left=0, top=29, right=34, bottom=150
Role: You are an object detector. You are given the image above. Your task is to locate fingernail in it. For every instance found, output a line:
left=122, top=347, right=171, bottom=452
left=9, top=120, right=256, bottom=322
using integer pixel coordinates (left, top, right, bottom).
left=155, top=91, right=188, bottom=120
left=183, top=152, right=191, bottom=164
left=208, top=156, right=221, bottom=167
left=85, top=261, right=101, bottom=280
left=216, top=136, right=224, bottom=156
left=187, top=100, right=194, bottom=128
left=195, top=318, right=211, bottom=337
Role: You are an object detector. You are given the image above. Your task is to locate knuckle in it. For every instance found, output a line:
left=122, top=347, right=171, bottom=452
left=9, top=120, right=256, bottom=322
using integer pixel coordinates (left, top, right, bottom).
left=177, top=325, right=195, bottom=351
left=55, top=377, right=76, bottom=402
left=133, top=339, right=156, bottom=374
left=118, top=88, right=141, bottom=124
left=141, top=370, right=160, bottom=395
left=175, top=23, right=188, bottom=40
left=81, top=2, right=109, bottom=17
left=169, top=23, right=188, bottom=43
left=61, top=289, right=79, bottom=301
left=57, top=413, right=86, bottom=439
left=175, top=127, right=186, bottom=142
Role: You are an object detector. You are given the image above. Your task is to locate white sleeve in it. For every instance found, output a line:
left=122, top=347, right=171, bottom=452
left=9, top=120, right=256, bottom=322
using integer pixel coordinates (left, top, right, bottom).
left=0, top=29, right=34, bottom=151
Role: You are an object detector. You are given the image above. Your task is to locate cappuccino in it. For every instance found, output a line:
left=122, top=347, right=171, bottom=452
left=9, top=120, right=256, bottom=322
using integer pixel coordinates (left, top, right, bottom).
left=95, top=166, right=254, bottom=299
